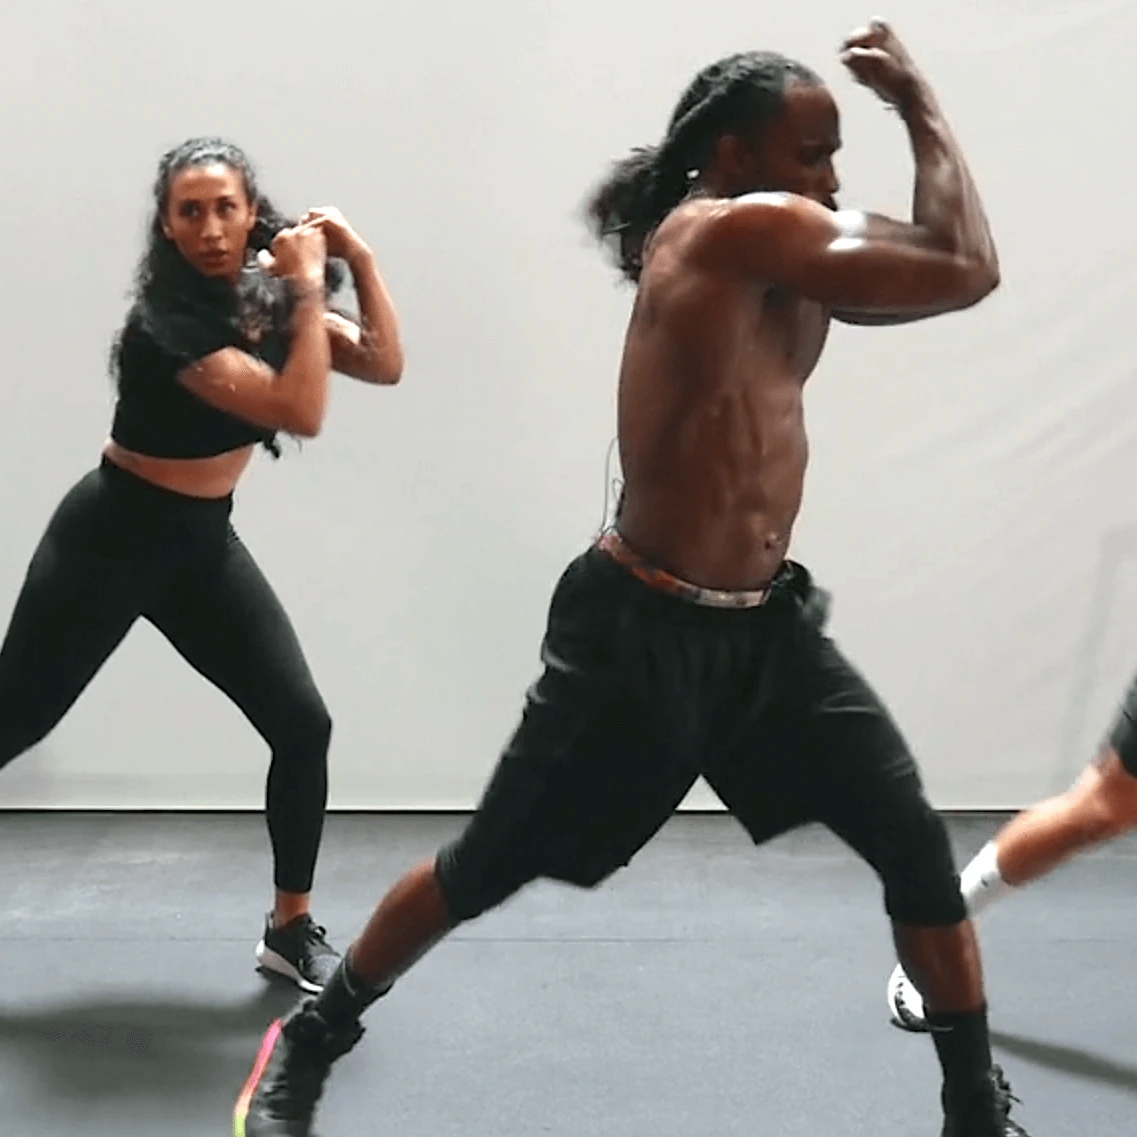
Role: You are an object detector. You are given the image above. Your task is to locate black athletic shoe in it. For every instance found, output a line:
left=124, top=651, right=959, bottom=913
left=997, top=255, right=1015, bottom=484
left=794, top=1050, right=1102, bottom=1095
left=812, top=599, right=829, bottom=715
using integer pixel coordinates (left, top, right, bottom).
left=234, top=1000, right=363, bottom=1137
left=256, top=914, right=342, bottom=993
left=942, top=1065, right=1030, bottom=1137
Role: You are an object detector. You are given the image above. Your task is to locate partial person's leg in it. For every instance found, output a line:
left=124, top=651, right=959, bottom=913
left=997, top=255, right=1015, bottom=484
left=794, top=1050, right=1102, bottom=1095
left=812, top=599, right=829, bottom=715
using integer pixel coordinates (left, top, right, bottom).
left=145, top=526, right=336, bottom=990
left=0, top=470, right=143, bottom=771
left=976, top=746, right=1137, bottom=888
left=890, top=676, right=1137, bottom=1032
left=966, top=673, right=1137, bottom=897
left=715, top=619, right=1028, bottom=1136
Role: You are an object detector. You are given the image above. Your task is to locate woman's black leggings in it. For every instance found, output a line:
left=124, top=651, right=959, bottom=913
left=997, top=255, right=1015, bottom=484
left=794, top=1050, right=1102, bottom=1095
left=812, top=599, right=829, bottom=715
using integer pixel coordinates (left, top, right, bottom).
left=0, top=458, right=330, bottom=893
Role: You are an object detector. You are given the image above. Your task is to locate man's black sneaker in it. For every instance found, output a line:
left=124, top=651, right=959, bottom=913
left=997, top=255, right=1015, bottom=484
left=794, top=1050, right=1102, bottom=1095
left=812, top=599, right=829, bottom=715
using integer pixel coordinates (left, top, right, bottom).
left=233, top=1000, right=363, bottom=1136
left=942, top=1065, right=1030, bottom=1137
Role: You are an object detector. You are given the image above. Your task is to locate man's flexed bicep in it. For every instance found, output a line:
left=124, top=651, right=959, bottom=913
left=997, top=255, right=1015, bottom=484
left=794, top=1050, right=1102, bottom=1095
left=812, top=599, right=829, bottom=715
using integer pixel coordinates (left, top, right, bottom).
left=698, top=193, right=999, bottom=317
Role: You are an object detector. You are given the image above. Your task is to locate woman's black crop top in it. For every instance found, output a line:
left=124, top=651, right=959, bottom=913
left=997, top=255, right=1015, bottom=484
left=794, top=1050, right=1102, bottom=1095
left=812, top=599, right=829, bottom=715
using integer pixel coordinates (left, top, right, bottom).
left=110, top=306, right=288, bottom=459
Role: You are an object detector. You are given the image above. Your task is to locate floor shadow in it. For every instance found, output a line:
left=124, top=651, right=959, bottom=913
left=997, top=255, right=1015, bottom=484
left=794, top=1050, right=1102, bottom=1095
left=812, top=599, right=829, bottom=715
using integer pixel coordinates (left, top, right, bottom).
left=992, top=1028, right=1137, bottom=1095
left=0, top=980, right=299, bottom=1117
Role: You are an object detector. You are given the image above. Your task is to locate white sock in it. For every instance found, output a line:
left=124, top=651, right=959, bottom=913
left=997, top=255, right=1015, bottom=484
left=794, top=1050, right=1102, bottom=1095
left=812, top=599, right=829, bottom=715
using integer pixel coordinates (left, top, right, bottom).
left=959, top=840, right=1014, bottom=917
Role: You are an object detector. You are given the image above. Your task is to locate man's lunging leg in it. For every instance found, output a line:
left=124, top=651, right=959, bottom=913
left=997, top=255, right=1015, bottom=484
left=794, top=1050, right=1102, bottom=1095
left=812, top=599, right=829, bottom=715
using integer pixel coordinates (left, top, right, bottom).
left=797, top=628, right=1030, bottom=1136
left=838, top=800, right=1026, bottom=1136
left=874, top=824, right=1027, bottom=1137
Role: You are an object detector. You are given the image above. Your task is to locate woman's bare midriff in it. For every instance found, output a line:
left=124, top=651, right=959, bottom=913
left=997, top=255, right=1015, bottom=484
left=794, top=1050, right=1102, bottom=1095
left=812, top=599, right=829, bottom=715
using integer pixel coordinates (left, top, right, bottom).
left=102, top=439, right=256, bottom=499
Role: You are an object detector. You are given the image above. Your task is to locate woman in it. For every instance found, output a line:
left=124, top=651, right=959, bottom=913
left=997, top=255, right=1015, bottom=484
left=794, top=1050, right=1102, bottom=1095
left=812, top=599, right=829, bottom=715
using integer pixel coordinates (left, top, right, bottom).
left=0, top=137, right=404, bottom=992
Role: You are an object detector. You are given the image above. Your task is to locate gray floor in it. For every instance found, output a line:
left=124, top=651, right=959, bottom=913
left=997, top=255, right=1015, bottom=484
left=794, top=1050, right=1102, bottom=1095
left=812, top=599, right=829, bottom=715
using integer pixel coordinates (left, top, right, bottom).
left=0, top=813, right=1134, bottom=1136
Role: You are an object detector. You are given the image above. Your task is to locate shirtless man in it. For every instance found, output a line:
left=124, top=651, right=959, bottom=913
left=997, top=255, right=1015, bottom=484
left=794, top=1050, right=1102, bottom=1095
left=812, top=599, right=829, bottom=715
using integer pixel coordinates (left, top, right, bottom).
left=234, top=21, right=1029, bottom=1137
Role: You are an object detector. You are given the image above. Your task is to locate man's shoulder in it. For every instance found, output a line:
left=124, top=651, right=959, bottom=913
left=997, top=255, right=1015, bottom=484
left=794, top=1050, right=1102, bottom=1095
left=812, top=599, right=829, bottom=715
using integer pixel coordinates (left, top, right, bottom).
left=658, top=194, right=819, bottom=265
left=646, top=194, right=812, bottom=284
left=707, top=192, right=813, bottom=234
left=659, top=192, right=796, bottom=233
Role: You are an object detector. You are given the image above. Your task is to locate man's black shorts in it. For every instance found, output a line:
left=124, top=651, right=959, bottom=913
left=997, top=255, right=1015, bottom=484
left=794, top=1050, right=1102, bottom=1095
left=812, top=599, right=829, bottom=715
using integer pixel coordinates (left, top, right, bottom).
left=437, top=545, right=953, bottom=922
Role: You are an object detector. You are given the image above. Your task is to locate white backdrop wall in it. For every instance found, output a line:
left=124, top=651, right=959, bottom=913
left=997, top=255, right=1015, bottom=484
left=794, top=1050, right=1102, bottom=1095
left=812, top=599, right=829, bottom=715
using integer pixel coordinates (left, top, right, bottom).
left=1, top=0, right=1135, bottom=810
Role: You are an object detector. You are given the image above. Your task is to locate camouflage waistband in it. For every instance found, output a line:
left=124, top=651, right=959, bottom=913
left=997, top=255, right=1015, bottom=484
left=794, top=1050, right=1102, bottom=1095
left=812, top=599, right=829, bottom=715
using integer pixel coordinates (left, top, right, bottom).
left=597, top=530, right=771, bottom=609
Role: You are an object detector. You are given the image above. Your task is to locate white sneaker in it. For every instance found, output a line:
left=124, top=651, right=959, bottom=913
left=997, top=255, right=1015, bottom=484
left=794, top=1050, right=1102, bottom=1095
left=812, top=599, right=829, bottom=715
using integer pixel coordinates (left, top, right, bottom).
left=886, top=963, right=929, bottom=1032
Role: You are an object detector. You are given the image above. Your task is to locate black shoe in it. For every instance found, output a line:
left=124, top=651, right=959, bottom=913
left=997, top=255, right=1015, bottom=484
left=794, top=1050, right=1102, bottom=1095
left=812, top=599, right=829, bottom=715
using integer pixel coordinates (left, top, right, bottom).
left=942, top=1065, right=1030, bottom=1137
left=256, top=914, right=342, bottom=993
left=233, top=1000, right=363, bottom=1136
